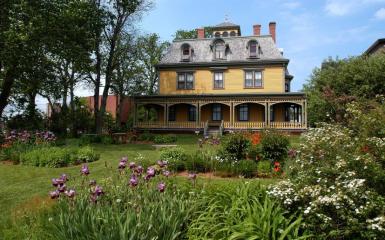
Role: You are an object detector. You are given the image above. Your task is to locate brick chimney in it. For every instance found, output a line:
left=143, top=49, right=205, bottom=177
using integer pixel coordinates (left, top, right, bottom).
left=196, top=28, right=205, bottom=39
left=269, top=22, right=276, bottom=43
left=253, top=24, right=261, bottom=36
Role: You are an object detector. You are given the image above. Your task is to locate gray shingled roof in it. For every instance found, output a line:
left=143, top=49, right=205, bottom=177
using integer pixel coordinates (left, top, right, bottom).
left=213, top=21, right=239, bottom=28
left=160, top=35, right=286, bottom=64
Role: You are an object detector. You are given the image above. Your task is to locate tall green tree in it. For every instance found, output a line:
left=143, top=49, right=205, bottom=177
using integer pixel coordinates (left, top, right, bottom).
left=303, top=55, right=385, bottom=126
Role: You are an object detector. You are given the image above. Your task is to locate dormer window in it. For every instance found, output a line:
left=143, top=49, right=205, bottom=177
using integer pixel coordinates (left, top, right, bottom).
left=213, top=39, right=226, bottom=60
left=181, top=43, right=192, bottom=62
left=248, top=40, right=259, bottom=58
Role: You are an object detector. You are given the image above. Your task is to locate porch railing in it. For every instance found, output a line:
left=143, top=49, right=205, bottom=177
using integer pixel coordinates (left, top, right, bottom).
left=233, top=121, right=266, bottom=129
left=270, top=122, right=305, bottom=129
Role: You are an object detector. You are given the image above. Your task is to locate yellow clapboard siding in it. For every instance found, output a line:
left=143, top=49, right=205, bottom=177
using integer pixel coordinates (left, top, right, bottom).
left=159, top=67, right=284, bottom=94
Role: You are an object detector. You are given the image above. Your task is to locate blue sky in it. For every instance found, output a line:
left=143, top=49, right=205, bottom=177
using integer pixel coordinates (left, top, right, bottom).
left=139, top=0, right=385, bottom=91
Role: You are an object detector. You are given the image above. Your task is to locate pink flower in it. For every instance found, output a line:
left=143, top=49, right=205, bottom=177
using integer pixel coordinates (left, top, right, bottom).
left=129, top=162, right=136, bottom=169
left=146, top=167, right=155, bottom=177
left=157, top=182, right=166, bottom=192
left=157, top=160, right=167, bottom=168
left=135, top=165, right=143, bottom=175
left=188, top=173, right=197, bottom=180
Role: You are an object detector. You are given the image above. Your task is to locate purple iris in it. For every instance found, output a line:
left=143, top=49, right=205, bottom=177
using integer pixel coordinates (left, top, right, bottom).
left=157, top=160, right=167, bottom=168
left=93, top=185, right=104, bottom=196
left=146, top=167, right=155, bottom=177
left=118, top=160, right=126, bottom=169
left=89, top=179, right=96, bottom=186
left=188, top=173, right=197, bottom=180
left=129, top=162, right=136, bottom=169
left=129, top=175, right=138, bottom=187
left=58, top=184, right=66, bottom=192
left=65, top=189, right=76, bottom=198
left=144, top=174, right=151, bottom=181
left=121, top=156, right=128, bottom=162
left=49, top=190, right=60, bottom=199
left=81, top=164, right=90, bottom=176
left=60, top=174, right=68, bottom=182
left=52, top=178, right=59, bottom=187
left=163, top=170, right=171, bottom=177
left=135, top=165, right=143, bottom=175
left=157, top=182, right=166, bottom=192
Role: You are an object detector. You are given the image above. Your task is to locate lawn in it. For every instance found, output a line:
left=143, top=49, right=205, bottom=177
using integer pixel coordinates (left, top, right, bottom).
left=0, top=134, right=298, bottom=236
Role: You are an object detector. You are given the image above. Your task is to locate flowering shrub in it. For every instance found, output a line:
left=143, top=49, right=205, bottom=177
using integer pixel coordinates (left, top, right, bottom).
left=218, top=132, right=251, bottom=161
left=268, top=124, right=385, bottom=239
left=159, top=146, right=188, bottom=171
left=260, top=130, right=289, bottom=163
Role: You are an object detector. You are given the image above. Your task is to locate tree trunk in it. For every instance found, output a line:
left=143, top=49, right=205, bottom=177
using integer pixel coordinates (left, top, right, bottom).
left=69, top=80, right=76, bottom=137
left=0, top=66, right=16, bottom=117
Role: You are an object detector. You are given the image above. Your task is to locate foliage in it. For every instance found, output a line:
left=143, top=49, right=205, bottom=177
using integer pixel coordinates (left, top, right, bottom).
left=137, top=131, right=155, bottom=142
left=173, top=26, right=214, bottom=40
left=268, top=124, right=385, bottom=239
left=247, top=144, right=263, bottom=161
left=187, top=183, right=309, bottom=239
left=159, top=147, right=188, bottom=172
left=153, top=134, right=177, bottom=144
left=260, top=130, right=289, bottom=162
left=257, top=160, right=272, bottom=177
left=185, top=150, right=215, bottom=173
left=218, top=132, right=251, bottom=161
left=303, top=55, right=385, bottom=126
left=19, top=146, right=99, bottom=168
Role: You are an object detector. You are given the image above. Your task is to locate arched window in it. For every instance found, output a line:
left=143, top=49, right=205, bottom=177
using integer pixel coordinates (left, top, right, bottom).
left=222, top=31, right=228, bottom=37
left=214, top=39, right=226, bottom=60
left=230, top=31, right=236, bottom=36
left=181, top=43, right=192, bottom=61
left=214, top=32, right=221, bottom=38
left=248, top=40, right=258, bottom=58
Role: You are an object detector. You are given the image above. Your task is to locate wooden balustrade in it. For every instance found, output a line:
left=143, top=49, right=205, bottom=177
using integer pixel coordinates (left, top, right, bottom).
left=136, top=121, right=305, bottom=130
left=270, top=122, right=305, bottom=129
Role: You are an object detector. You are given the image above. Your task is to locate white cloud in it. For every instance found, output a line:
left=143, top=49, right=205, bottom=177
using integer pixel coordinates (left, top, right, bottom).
left=282, top=1, right=301, bottom=10
left=374, top=7, right=385, bottom=19
left=325, top=0, right=385, bottom=16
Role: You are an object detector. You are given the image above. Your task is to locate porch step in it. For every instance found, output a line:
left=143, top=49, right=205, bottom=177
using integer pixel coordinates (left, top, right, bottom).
left=205, top=128, right=221, bottom=137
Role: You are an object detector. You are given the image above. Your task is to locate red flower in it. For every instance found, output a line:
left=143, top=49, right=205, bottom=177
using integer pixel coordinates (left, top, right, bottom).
left=361, top=145, right=370, bottom=153
left=273, top=162, right=281, bottom=172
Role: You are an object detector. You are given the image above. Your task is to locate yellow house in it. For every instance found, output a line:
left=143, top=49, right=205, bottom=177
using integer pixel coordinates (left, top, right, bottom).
left=134, top=21, right=307, bottom=133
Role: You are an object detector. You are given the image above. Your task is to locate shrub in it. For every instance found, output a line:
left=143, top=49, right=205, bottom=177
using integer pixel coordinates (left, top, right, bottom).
left=153, top=134, right=177, bottom=144
left=218, top=132, right=251, bottom=161
left=247, top=144, right=263, bottom=161
left=236, top=160, right=258, bottom=178
left=257, top=160, right=271, bottom=177
left=100, top=135, right=113, bottom=144
left=185, top=150, right=215, bottom=173
left=159, top=147, right=188, bottom=172
left=79, top=134, right=101, bottom=145
left=260, top=130, right=289, bottom=162
left=19, top=146, right=99, bottom=168
left=268, top=124, right=385, bottom=239
left=137, top=131, right=155, bottom=142
left=187, top=183, right=309, bottom=239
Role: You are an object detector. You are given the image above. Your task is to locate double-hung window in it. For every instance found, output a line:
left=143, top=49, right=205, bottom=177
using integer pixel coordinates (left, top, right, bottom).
left=213, top=72, right=224, bottom=89
left=212, top=104, right=222, bottom=121
left=188, top=106, right=196, bottom=121
left=238, top=104, right=249, bottom=121
left=177, top=72, right=194, bottom=90
left=244, top=70, right=263, bottom=88
left=168, top=106, right=176, bottom=121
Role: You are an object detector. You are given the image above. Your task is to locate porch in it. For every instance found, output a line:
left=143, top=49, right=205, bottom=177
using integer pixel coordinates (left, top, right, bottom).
left=133, top=93, right=307, bottom=132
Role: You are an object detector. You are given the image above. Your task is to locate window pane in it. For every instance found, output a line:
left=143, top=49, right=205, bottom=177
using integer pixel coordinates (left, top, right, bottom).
left=245, top=71, right=253, bottom=87
left=250, top=42, right=257, bottom=57
left=168, top=106, right=176, bottom=121
left=212, top=104, right=222, bottom=121
left=214, top=72, right=223, bottom=88
left=239, top=104, right=248, bottom=121
left=186, top=73, right=193, bottom=89
left=188, top=106, right=196, bottom=121
left=254, top=71, right=262, bottom=87
left=177, top=74, right=185, bottom=89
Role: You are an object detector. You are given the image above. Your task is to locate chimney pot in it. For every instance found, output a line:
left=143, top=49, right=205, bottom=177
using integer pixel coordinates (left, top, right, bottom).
left=269, top=22, right=276, bottom=43
left=253, top=24, right=261, bottom=36
left=196, top=28, right=205, bottom=39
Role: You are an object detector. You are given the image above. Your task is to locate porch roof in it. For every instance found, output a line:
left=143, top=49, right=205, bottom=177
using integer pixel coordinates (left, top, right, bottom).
left=134, top=92, right=306, bottom=100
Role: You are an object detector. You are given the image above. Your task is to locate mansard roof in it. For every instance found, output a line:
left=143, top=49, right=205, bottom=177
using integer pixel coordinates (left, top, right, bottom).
left=158, top=35, right=287, bottom=66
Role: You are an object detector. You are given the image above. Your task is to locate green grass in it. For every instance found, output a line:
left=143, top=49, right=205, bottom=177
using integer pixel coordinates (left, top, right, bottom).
left=0, top=133, right=301, bottom=237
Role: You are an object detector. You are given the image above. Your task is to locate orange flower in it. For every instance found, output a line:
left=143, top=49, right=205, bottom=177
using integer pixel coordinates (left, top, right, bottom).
left=251, top=132, right=261, bottom=145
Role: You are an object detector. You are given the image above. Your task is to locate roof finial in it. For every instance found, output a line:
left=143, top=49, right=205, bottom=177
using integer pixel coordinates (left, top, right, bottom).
left=224, top=14, right=229, bottom=22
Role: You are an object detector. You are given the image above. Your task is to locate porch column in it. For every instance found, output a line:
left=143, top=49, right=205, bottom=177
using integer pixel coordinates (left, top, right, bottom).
left=230, top=102, right=233, bottom=127
left=304, top=100, right=307, bottom=128
left=164, top=104, right=167, bottom=127
left=266, top=102, right=270, bottom=128
left=196, top=103, right=199, bottom=128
